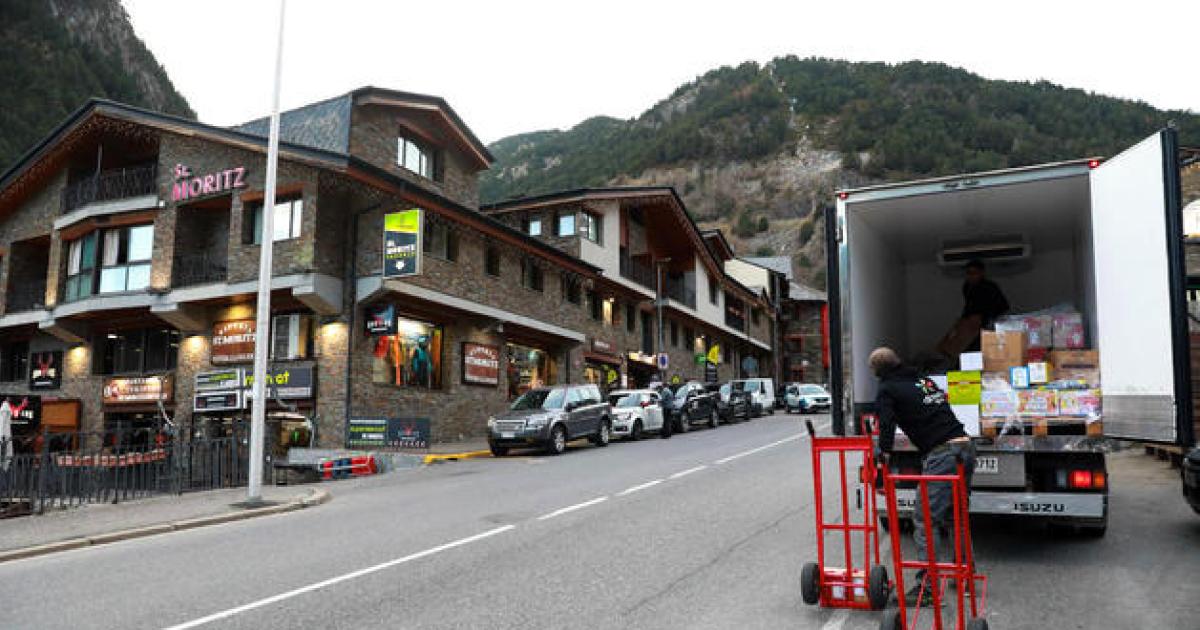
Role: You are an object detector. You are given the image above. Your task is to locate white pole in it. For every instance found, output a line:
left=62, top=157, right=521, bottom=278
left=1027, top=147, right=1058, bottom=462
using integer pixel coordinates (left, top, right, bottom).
left=248, top=0, right=288, bottom=503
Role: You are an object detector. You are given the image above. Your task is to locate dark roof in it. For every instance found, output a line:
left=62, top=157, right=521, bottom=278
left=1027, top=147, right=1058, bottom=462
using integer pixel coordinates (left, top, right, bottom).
left=232, top=93, right=353, bottom=154
left=741, top=256, right=794, bottom=281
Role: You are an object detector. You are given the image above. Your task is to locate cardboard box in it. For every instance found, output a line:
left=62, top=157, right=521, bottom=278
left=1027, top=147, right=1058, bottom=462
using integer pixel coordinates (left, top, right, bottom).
left=999, top=314, right=1053, bottom=348
left=947, top=370, right=982, bottom=405
left=982, top=331, right=1027, bottom=373
left=1026, top=347, right=1049, bottom=363
left=951, top=404, right=981, bottom=437
left=938, top=316, right=983, bottom=357
left=1028, top=362, right=1051, bottom=384
left=1049, top=350, right=1099, bottom=369
left=980, top=390, right=1019, bottom=417
left=1018, top=389, right=1059, bottom=417
left=1058, top=389, right=1102, bottom=417
left=1010, top=366, right=1031, bottom=389
left=1053, top=312, right=1085, bottom=349
left=981, top=371, right=1012, bottom=391
left=959, top=352, right=984, bottom=372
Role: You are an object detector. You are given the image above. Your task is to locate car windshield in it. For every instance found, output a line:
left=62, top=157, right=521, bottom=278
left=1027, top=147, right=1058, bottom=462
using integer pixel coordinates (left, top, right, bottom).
left=615, top=395, right=643, bottom=408
left=674, top=387, right=691, bottom=402
left=510, top=388, right=566, bottom=411
left=800, top=385, right=826, bottom=395
left=732, top=381, right=757, bottom=393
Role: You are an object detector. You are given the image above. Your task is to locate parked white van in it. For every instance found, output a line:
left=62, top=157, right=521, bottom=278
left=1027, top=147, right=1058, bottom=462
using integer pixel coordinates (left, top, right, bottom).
left=732, top=378, right=775, bottom=417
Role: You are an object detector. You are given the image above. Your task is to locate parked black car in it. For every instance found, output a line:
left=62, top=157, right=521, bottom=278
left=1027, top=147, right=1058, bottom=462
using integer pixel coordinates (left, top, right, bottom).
left=667, top=381, right=721, bottom=432
left=487, top=384, right=611, bottom=456
left=1184, top=446, right=1200, bottom=515
left=712, top=382, right=751, bottom=423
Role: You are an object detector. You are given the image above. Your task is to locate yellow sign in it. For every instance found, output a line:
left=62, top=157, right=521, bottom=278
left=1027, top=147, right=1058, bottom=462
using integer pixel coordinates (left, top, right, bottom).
left=707, top=345, right=721, bottom=365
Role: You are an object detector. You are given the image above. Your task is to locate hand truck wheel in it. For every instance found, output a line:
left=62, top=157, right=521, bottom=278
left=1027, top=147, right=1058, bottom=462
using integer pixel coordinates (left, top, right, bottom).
left=878, top=608, right=902, bottom=630
left=967, top=618, right=989, bottom=630
left=867, top=564, right=890, bottom=610
left=800, top=561, right=820, bottom=605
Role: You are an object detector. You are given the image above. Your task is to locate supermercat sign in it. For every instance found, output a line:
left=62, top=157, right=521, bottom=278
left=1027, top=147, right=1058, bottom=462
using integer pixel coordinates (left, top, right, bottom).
left=172, top=163, right=247, bottom=202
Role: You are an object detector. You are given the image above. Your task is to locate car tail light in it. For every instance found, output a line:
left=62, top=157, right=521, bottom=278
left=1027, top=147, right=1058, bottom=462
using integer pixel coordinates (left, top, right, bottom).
left=1091, top=471, right=1106, bottom=488
left=640, top=400, right=650, bottom=408
left=1069, top=470, right=1093, bottom=489
left=1087, top=159, right=1100, bottom=169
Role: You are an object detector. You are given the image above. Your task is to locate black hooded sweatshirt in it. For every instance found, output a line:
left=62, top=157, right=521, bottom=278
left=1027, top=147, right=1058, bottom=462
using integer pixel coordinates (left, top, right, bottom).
left=876, top=365, right=967, bottom=456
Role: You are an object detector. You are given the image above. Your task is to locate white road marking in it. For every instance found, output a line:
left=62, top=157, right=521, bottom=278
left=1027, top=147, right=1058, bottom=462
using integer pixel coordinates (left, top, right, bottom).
left=715, top=433, right=804, bottom=465
left=617, top=479, right=664, bottom=496
left=536, top=496, right=609, bottom=521
left=162, top=524, right=516, bottom=629
left=820, top=609, right=850, bottom=630
left=669, top=465, right=708, bottom=479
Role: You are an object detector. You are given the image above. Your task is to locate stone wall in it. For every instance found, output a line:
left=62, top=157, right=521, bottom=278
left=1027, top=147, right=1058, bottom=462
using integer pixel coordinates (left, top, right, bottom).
left=0, top=171, right=64, bottom=313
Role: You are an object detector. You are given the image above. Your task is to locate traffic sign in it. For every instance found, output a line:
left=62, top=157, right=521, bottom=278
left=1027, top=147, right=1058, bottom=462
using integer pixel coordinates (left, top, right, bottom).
left=656, top=353, right=670, bottom=370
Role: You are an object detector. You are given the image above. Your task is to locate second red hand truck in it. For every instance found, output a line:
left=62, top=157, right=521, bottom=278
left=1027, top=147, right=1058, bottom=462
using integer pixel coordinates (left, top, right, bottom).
left=800, top=419, right=891, bottom=610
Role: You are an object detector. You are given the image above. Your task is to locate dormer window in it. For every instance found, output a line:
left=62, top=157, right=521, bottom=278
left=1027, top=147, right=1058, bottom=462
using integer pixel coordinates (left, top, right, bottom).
left=398, top=135, right=433, bottom=179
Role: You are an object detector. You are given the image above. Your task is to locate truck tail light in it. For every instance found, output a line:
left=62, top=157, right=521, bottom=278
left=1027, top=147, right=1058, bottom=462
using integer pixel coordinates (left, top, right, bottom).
left=1087, top=159, right=1100, bottom=169
left=1091, top=471, right=1106, bottom=489
left=1069, top=469, right=1105, bottom=489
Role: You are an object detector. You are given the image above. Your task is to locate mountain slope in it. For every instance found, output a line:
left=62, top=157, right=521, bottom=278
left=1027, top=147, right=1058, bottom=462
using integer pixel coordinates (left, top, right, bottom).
left=481, top=57, right=1199, bottom=287
left=0, top=0, right=194, bottom=172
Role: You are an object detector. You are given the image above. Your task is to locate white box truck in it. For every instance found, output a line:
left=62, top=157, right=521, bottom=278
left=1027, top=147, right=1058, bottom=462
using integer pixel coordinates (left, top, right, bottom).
left=827, top=129, right=1195, bottom=536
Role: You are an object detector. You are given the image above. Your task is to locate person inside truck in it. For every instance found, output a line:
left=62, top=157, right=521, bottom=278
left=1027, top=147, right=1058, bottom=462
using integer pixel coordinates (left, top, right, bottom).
left=870, top=347, right=977, bottom=607
left=961, top=259, right=1009, bottom=349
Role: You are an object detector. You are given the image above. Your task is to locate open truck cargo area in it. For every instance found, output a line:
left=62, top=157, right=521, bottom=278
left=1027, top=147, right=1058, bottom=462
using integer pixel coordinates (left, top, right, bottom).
left=829, top=130, right=1194, bottom=534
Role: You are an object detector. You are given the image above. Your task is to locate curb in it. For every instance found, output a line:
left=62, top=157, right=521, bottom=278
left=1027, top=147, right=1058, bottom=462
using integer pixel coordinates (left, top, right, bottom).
left=422, top=450, right=492, bottom=465
left=0, top=488, right=332, bottom=564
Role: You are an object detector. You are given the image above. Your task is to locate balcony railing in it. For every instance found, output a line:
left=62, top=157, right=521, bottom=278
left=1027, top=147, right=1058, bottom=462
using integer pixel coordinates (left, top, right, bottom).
left=619, top=249, right=656, bottom=291
left=172, top=253, right=227, bottom=287
left=5, top=283, right=47, bottom=312
left=61, top=163, right=158, bottom=215
left=664, top=279, right=696, bottom=309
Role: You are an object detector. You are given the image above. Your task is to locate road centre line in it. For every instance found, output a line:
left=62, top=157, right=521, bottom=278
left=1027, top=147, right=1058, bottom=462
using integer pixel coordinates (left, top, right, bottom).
left=617, top=479, right=664, bottom=496
left=669, top=465, right=708, bottom=479
left=162, top=524, right=516, bottom=630
left=715, top=433, right=804, bottom=465
left=536, top=496, right=609, bottom=521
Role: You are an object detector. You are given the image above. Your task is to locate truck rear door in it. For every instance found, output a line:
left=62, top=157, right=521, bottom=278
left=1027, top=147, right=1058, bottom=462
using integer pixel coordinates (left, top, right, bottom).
left=1089, top=128, right=1193, bottom=444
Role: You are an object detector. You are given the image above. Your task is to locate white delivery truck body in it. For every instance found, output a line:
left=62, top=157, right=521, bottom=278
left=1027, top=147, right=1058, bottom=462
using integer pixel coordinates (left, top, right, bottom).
left=828, top=129, right=1193, bottom=534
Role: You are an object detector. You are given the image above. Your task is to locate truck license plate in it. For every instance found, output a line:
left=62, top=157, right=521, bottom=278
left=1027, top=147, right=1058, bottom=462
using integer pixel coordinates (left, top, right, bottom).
left=500, top=431, right=515, bottom=439
left=975, top=456, right=999, bottom=475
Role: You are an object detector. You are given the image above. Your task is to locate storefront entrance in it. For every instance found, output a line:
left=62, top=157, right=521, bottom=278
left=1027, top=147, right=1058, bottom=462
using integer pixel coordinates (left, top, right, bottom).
left=506, top=343, right=557, bottom=400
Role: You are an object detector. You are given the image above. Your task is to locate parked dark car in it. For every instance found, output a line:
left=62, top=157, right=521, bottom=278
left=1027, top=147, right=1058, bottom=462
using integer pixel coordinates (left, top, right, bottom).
left=668, top=381, right=720, bottom=432
left=487, top=384, right=611, bottom=456
left=713, top=382, right=751, bottom=423
left=1184, top=446, right=1200, bottom=515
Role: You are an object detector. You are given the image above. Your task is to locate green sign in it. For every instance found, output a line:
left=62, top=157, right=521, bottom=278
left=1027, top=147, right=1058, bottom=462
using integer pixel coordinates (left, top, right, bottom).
left=694, top=353, right=707, bottom=366
left=383, top=209, right=422, bottom=277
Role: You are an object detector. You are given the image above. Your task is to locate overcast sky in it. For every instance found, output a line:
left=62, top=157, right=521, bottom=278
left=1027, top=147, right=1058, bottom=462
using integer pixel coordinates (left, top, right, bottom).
left=123, top=0, right=1197, bottom=144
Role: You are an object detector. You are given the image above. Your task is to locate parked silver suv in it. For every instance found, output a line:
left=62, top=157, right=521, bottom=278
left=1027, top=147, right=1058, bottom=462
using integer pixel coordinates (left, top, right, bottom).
left=487, top=384, right=612, bottom=456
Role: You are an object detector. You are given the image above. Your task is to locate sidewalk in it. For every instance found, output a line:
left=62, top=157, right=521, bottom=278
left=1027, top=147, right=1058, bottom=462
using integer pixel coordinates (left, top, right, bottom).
left=0, top=485, right=328, bottom=557
left=398, top=438, right=492, bottom=463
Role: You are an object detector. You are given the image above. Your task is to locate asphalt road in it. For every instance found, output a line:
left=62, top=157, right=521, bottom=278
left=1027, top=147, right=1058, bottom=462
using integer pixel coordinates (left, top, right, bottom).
left=1, top=414, right=1196, bottom=629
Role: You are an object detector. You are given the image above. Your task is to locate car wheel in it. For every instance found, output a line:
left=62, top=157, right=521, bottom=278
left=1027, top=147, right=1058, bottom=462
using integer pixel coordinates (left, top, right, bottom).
left=591, top=419, right=611, bottom=447
left=629, top=420, right=642, bottom=441
left=547, top=425, right=567, bottom=455
left=489, top=443, right=508, bottom=457
left=709, top=408, right=720, bottom=429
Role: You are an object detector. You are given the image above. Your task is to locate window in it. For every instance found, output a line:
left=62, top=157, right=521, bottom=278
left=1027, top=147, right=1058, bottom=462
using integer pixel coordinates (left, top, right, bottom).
left=270, top=313, right=312, bottom=361
left=561, top=276, right=581, bottom=305
left=371, top=316, right=443, bottom=389
left=684, top=326, right=694, bottom=350
left=506, top=343, right=557, bottom=399
left=521, top=259, right=544, bottom=291
left=625, top=303, right=636, bottom=332
left=97, top=328, right=179, bottom=375
left=579, top=211, right=602, bottom=243
left=556, top=212, right=576, bottom=237
left=588, top=290, right=601, bottom=321
left=397, top=136, right=433, bottom=179
left=423, top=221, right=458, bottom=261
left=0, top=341, right=28, bottom=382
left=247, top=198, right=303, bottom=244
left=65, top=232, right=98, bottom=301
left=670, top=320, right=679, bottom=347
left=708, top=273, right=720, bottom=305
left=524, top=216, right=542, bottom=237
left=485, top=246, right=501, bottom=277
left=751, top=307, right=761, bottom=326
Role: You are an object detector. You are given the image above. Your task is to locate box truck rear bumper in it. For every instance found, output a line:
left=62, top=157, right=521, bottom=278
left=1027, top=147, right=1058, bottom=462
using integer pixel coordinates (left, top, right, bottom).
left=882, top=489, right=1107, bottom=519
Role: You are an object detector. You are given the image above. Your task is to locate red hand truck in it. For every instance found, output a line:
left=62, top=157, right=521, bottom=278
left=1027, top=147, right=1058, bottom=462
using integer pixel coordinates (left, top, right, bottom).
left=879, top=458, right=989, bottom=630
left=800, top=419, right=890, bottom=610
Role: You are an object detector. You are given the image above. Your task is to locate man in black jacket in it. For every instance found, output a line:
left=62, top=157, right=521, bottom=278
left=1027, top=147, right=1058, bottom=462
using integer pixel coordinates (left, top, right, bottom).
left=962, top=259, right=1009, bottom=350
left=871, top=347, right=976, bottom=606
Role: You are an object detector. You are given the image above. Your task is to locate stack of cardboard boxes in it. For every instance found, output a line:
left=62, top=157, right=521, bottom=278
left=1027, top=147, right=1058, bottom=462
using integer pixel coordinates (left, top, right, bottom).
left=944, top=309, right=1102, bottom=437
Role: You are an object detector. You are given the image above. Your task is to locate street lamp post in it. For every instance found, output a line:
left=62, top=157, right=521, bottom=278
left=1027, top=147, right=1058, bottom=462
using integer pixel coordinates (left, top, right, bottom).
left=247, top=0, right=288, bottom=504
left=655, top=258, right=671, bottom=384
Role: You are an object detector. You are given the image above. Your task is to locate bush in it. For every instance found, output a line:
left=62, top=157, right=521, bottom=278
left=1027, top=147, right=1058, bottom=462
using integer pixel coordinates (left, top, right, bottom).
left=754, top=245, right=774, bottom=256
left=757, top=216, right=769, bottom=233
left=735, top=213, right=757, bottom=238
left=798, top=220, right=815, bottom=245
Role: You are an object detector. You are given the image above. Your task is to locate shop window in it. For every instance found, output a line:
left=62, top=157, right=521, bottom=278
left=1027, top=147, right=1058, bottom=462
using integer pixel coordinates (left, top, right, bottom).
left=0, top=340, right=28, bottom=382
left=625, top=303, right=636, bottom=332
left=588, top=290, right=602, bottom=321
left=579, top=211, right=602, bottom=244
left=97, top=225, right=153, bottom=294
left=521, top=258, right=544, bottom=291
left=270, top=313, right=312, bottom=361
left=97, top=328, right=179, bottom=375
left=556, top=212, right=576, bottom=237
left=371, top=316, right=443, bottom=389
left=65, top=231, right=98, bottom=301
left=246, top=197, right=303, bottom=244
left=506, top=343, right=557, bottom=400
left=670, top=320, right=679, bottom=347
left=708, top=273, right=720, bottom=306
left=561, top=276, right=582, bottom=305
left=398, top=135, right=434, bottom=179
left=424, top=221, right=458, bottom=261
left=524, top=216, right=542, bottom=237
left=485, top=246, right=501, bottom=277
